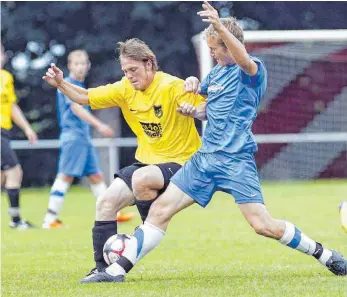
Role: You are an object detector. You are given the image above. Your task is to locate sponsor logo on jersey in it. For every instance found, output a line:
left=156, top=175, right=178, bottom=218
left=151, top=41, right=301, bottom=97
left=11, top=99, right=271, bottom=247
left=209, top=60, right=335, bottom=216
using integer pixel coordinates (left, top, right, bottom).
left=139, top=122, right=163, bottom=138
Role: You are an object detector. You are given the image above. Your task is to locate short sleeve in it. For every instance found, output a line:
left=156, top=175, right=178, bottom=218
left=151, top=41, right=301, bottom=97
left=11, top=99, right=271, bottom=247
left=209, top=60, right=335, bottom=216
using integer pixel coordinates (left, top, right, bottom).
left=172, top=81, right=206, bottom=107
left=7, top=72, right=17, bottom=103
left=239, top=57, right=266, bottom=87
left=88, top=78, right=127, bottom=110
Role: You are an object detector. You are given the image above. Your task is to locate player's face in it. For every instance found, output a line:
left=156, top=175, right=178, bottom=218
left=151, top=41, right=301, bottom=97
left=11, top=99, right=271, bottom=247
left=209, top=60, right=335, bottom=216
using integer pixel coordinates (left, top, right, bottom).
left=207, top=37, right=233, bottom=66
left=68, top=55, right=89, bottom=81
left=120, top=56, right=154, bottom=91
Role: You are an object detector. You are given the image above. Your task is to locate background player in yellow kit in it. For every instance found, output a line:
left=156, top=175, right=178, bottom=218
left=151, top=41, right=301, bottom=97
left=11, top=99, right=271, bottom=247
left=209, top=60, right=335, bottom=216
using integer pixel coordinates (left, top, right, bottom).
left=1, top=44, right=38, bottom=229
left=42, top=38, right=206, bottom=280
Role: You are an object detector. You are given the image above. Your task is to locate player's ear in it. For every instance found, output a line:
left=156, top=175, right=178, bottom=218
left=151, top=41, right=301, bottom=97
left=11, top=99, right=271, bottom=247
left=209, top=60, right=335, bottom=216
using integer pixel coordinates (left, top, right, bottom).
left=88, top=61, right=91, bottom=71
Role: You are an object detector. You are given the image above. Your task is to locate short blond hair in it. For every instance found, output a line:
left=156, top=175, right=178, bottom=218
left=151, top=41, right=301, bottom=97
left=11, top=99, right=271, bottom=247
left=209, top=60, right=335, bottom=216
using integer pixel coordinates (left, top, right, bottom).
left=204, top=17, right=244, bottom=46
left=67, top=49, right=89, bottom=64
left=117, top=38, right=158, bottom=71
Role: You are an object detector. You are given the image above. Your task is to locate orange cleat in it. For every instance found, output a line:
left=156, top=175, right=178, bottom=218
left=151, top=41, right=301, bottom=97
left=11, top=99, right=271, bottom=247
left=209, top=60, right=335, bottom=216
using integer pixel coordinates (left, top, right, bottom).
left=116, top=212, right=136, bottom=223
left=42, top=219, right=64, bottom=229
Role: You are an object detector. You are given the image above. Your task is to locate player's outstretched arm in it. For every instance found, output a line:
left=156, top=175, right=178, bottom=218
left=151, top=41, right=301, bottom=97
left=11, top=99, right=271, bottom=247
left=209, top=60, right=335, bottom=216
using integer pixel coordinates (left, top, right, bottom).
left=43, top=63, right=89, bottom=105
left=197, top=1, right=258, bottom=76
left=11, top=103, right=38, bottom=144
left=70, top=103, right=115, bottom=137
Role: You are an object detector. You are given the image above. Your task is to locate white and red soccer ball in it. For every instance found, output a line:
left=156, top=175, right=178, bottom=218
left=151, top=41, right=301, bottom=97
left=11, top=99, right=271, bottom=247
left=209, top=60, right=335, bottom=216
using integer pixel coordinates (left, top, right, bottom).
left=103, top=233, right=132, bottom=265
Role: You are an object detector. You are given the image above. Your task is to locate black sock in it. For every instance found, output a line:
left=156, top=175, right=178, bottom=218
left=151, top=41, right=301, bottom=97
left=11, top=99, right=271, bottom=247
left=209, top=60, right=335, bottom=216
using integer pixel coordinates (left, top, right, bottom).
left=92, top=221, right=117, bottom=271
left=313, top=242, right=324, bottom=260
left=6, top=188, right=20, bottom=223
left=135, top=198, right=157, bottom=223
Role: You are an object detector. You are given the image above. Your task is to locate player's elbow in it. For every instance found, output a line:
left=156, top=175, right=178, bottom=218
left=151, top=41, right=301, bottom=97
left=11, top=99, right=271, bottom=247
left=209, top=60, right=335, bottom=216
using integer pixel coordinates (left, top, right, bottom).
left=239, top=59, right=258, bottom=76
left=76, top=95, right=89, bottom=106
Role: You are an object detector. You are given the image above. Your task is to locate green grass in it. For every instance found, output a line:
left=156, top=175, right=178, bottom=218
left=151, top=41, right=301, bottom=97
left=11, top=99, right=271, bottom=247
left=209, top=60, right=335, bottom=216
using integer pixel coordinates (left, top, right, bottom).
left=1, top=180, right=347, bottom=297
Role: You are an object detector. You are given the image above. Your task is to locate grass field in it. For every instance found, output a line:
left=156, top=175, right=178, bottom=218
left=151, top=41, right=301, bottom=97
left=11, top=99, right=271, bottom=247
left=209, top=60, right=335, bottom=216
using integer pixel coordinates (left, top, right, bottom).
left=1, top=180, right=347, bottom=297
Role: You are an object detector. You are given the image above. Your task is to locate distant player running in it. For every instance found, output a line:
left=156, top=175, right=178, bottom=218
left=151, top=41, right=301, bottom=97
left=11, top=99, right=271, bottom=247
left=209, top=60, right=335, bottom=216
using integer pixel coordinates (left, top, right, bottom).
left=42, top=39, right=206, bottom=280
left=85, top=1, right=347, bottom=283
left=1, top=44, right=38, bottom=229
left=42, top=50, right=133, bottom=229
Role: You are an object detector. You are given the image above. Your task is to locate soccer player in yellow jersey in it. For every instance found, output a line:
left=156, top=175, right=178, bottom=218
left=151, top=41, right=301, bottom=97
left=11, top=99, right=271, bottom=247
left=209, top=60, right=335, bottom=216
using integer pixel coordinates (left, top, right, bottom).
left=42, top=38, right=206, bottom=278
left=1, top=44, right=38, bottom=229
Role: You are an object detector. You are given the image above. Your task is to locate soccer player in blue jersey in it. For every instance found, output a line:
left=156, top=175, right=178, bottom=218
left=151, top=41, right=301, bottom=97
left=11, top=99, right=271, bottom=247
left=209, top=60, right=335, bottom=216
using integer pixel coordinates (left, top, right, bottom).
left=83, top=1, right=346, bottom=282
left=42, top=50, right=133, bottom=229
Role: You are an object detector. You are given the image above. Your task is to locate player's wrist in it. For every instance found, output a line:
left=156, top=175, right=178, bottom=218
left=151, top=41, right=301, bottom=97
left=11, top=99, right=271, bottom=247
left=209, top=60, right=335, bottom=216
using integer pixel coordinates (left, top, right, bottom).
left=96, top=122, right=106, bottom=131
left=56, top=78, right=68, bottom=91
left=24, top=126, right=32, bottom=134
left=216, top=24, right=227, bottom=35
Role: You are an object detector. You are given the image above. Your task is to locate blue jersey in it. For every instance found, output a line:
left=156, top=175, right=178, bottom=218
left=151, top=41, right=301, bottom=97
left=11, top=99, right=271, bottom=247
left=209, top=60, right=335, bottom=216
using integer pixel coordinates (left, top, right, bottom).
left=200, top=56, right=267, bottom=154
left=56, top=77, right=91, bottom=141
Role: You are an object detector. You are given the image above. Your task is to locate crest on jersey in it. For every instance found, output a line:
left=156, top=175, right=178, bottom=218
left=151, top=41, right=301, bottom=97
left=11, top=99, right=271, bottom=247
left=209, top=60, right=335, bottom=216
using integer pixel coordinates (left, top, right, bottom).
left=154, top=105, right=163, bottom=118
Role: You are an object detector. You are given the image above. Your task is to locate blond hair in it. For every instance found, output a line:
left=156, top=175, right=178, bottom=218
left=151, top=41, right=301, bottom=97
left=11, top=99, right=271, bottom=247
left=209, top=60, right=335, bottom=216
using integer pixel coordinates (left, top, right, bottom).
left=117, top=38, right=158, bottom=71
left=204, top=17, right=244, bottom=46
left=67, top=49, right=89, bottom=64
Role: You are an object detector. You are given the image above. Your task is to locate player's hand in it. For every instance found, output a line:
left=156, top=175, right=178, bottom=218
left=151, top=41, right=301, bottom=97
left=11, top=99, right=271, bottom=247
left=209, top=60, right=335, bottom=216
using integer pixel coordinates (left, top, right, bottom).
left=24, top=128, right=38, bottom=144
left=97, top=123, right=115, bottom=138
left=42, top=63, right=64, bottom=88
left=177, top=102, right=197, bottom=118
left=197, top=1, right=223, bottom=31
left=184, top=76, right=201, bottom=94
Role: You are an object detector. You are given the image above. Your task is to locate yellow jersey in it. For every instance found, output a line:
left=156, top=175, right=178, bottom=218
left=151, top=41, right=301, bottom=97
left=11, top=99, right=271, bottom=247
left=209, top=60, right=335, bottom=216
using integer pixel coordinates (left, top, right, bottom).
left=88, top=71, right=205, bottom=165
left=0, top=69, right=17, bottom=130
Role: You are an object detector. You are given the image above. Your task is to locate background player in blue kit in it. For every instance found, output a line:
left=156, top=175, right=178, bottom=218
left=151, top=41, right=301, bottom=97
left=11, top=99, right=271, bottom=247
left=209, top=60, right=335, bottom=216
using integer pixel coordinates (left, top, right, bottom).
left=83, top=2, right=347, bottom=283
left=42, top=50, right=133, bottom=229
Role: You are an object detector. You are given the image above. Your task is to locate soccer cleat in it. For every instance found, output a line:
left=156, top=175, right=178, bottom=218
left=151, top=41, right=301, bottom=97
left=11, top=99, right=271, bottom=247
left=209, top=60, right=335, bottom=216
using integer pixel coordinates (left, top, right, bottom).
left=80, top=271, right=125, bottom=284
left=42, top=219, right=64, bottom=229
left=339, top=201, right=347, bottom=233
left=9, top=220, right=36, bottom=229
left=117, top=212, right=136, bottom=223
left=326, top=250, right=347, bottom=276
left=80, top=267, right=99, bottom=281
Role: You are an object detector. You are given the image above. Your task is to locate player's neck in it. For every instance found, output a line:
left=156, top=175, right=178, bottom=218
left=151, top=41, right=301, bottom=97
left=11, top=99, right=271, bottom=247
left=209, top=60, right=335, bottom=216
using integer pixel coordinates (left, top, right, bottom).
left=69, top=73, right=85, bottom=82
left=220, top=56, right=235, bottom=67
left=141, top=71, right=156, bottom=91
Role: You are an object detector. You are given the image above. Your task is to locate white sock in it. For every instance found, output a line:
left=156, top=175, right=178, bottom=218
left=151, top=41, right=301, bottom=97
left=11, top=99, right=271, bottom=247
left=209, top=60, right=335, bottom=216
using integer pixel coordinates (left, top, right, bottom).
left=44, top=178, right=70, bottom=223
left=279, top=221, right=332, bottom=265
left=279, top=221, right=316, bottom=255
left=90, top=182, right=107, bottom=199
left=106, top=222, right=165, bottom=276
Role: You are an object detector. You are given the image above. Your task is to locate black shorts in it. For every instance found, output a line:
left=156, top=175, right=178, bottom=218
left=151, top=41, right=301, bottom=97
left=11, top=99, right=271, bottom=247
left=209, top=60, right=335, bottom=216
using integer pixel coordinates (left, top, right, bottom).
left=114, top=162, right=182, bottom=194
left=1, top=129, right=19, bottom=171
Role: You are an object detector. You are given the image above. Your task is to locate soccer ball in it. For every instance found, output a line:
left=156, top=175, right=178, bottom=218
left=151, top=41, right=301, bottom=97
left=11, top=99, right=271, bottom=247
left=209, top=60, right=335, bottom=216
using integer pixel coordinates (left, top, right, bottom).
left=103, top=233, right=132, bottom=265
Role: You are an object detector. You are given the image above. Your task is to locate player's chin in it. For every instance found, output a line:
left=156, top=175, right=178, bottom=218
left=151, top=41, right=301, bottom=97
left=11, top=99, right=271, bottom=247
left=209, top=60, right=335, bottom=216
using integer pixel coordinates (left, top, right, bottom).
left=132, top=82, right=141, bottom=90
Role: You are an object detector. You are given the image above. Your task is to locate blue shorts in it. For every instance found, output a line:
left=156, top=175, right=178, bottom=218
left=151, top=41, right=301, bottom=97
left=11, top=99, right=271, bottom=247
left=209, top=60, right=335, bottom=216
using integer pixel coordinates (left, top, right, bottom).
left=58, top=139, right=101, bottom=178
left=171, top=151, right=264, bottom=207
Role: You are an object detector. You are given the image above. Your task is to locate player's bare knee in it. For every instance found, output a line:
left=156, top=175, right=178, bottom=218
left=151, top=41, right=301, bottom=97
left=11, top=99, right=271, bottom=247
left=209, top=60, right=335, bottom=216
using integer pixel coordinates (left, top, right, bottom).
left=89, top=173, right=104, bottom=184
left=132, top=170, right=152, bottom=199
left=12, top=165, right=23, bottom=182
left=5, top=165, right=22, bottom=187
left=96, top=195, right=118, bottom=217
